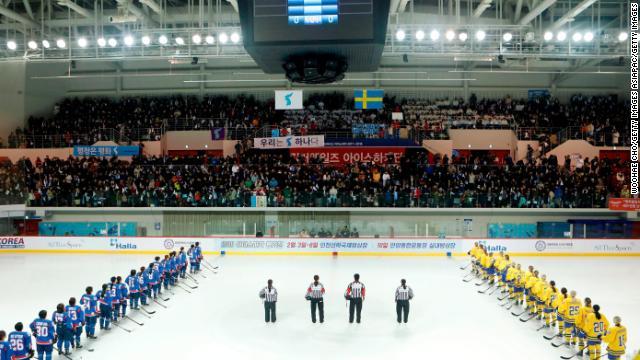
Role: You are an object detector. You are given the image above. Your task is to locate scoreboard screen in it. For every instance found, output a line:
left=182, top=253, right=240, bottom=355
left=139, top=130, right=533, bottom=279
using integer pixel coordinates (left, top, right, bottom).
left=252, top=0, right=374, bottom=42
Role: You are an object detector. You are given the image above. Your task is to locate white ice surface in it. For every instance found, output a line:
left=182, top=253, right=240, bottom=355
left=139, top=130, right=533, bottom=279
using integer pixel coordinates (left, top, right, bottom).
left=0, top=254, right=638, bottom=360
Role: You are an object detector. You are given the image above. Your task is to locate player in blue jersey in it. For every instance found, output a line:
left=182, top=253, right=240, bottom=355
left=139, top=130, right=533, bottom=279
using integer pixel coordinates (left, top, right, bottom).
left=188, top=245, right=198, bottom=274
left=52, top=303, right=72, bottom=355
left=65, top=298, right=85, bottom=349
left=108, top=276, right=121, bottom=322
left=116, top=276, right=129, bottom=318
left=169, top=252, right=179, bottom=285
left=0, top=330, right=12, bottom=360
left=126, top=270, right=141, bottom=310
left=178, top=247, right=188, bottom=278
left=194, top=242, right=203, bottom=272
left=96, top=283, right=113, bottom=331
left=153, top=257, right=163, bottom=294
left=151, top=263, right=161, bottom=299
left=30, top=310, right=55, bottom=360
left=8, top=323, right=32, bottom=360
left=138, top=267, right=149, bottom=306
left=80, top=286, right=98, bottom=339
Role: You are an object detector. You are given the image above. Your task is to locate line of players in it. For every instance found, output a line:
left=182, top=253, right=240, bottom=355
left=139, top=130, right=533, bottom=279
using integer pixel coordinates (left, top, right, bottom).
left=0, top=243, right=204, bottom=360
left=468, top=243, right=629, bottom=360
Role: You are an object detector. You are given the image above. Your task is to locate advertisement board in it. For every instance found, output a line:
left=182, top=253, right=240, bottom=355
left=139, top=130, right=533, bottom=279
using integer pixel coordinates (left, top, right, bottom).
left=0, top=237, right=638, bottom=256
left=290, top=147, right=406, bottom=164
left=608, top=198, right=640, bottom=211
left=254, top=135, right=324, bottom=149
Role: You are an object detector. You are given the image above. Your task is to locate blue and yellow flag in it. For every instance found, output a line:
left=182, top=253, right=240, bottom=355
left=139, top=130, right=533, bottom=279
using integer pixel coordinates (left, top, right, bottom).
left=354, top=89, right=384, bottom=110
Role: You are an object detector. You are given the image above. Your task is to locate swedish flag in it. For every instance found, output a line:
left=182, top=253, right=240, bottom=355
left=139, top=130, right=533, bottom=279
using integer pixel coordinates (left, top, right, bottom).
left=354, top=89, right=384, bottom=110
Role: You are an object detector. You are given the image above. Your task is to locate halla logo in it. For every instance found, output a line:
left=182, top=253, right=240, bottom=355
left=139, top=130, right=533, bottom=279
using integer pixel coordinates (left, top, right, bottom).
left=478, top=241, right=507, bottom=253
left=109, top=238, right=137, bottom=250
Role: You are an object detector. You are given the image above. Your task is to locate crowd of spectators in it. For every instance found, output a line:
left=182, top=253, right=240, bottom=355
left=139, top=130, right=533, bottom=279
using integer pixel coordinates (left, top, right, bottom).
left=0, top=150, right=628, bottom=209
left=5, top=93, right=628, bottom=148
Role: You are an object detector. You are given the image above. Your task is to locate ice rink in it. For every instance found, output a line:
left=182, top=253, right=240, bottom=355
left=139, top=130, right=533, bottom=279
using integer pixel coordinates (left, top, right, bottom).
left=0, top=254, right=638, bottom=360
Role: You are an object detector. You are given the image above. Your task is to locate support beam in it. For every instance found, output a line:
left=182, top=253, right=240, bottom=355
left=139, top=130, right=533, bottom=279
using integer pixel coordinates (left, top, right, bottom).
left=389, top=0, right=400, bottom=13
left=517, top=0, right=556, bottom=25
left=473, top=0, right=492, bottom=17
left=514, top=0, right=523, bottom=22
left=0, top=4, right=40, bottom=28
left=397, top=0, right=410, bottom=13
left=22, top=0, right=34, bottom=19
left=57, top=0, right=93, bottom=18
left=116, top=0, right=159, bottom=26
left=547, top=0, right=598, bottom=31
left=139, top=0, right=163, bottom=15
left=225, top=0, right=237, bottom=12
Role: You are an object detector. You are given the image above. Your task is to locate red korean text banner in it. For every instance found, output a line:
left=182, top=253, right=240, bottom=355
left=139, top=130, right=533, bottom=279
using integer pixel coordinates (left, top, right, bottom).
left=608, top=198, right=640, bottom=211
left=290, top=147, right=406, bottom=164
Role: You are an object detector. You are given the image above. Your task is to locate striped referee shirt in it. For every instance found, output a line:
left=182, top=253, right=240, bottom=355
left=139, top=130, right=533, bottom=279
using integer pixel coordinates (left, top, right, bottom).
left=395, top=286, right=414, bottom=301
left=306, top=282, right=325, bottom=299
left=345, top=281, right=366, bottom=299
left=259, top=287, right=278, bottom=302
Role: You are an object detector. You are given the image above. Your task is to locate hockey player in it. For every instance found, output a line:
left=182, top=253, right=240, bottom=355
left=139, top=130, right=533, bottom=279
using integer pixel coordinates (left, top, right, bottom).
left=259, top=279, right=277, bottom=323
left=542, top=280, right=559, bottom=328
left=562, top=290, right=583, bottom=346
left=8, top=323, right=32, bottom=360
left=601, top=316, right=627, bottom=360
left=52, top=304, right=72, bottom=355
left=178, top=247, right=188, bottom=278
left=556, top=287, right=569, bottom=336
left=576, top=297, right=594, bottom=354
left=109, top=276, right=121, bottom=322
left=584, top=305, right=609, bottom=360
left=29, top=310, right=55, bottom=360
left=524, top=269, right=539, bottom=315
left=0, top=330, right=12, bottom=360
left=96, top=284, right=114, bottom=331
left=395, top=279, right=414, bottom=323
left=149, top=264, right=161, bottom=299
left=138, top=267, right=149, bottom=306
left=532, top=274, right=548, bottom=320
left=126, top=270, right=141, bottom=310
left=65, top=297, right=85, bottom=349
left=345, top=273, right=366, bottom=324
left=305, top=275, right=325, bottom=323
left=116, top=276, right=129, bottom=318
left=80, top=287, right=98, bottom=339
left=188, top=245, right=196, bottom=274
left=512, top=264, right=525, bottom=305
left=194, top=242, right=203, bottom=272
left=161, top=255, right=171, bottom=290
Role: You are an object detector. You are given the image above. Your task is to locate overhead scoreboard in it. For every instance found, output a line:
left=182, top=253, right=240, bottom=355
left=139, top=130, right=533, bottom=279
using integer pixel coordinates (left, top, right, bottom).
left=286, top=0, right=339, bottom=26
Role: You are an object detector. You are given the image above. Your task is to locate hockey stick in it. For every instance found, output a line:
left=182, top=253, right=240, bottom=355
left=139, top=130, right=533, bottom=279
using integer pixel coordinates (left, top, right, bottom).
left=204, top=259, right=219, bottom=270
left=478, top=284, right=495, bottom=294
left=475, top=279, right=488, bottom=286
left=134, top=308, right=152, bottom=318
left=141, top=306, right=156, bottom=315
left=176, top=284, right=192, bottom=293
left=536, top=324, right=549, bottom=331
left=112, top=322, right=133, bottom=333
left=459, top=262, right=471, bottom=270
left=153, top=299, right=168, bottom=308
left=186, top=273, right=199, bottom=283
left=511, top=309, right=528, bottom=317
left=181, top=281, right=198, bottom=289
left=125, top=315, right=144, bottom=326
left=498, top=293, right=510, bottom=301
left=462, top=274, right=475, bottom=282
left=544, top=333, right=562, bottom=341
left=560, top=345, right=588, bottom=359
left=520, top=313, right=538, bottom=322
left=487, top=286, right=500, bottom=295
left=551, top=339, right=568, bottom=347
left=53, top=346, right=74, bottom=360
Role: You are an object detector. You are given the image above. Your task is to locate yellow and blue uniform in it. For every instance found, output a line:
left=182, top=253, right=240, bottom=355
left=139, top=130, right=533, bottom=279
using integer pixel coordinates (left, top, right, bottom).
left=562, top=296, right=582, bottom=345
left=584, top=312, right=609, bottom=360
left=556, top=293, right=569, bottom=335
left=543, top=286, right=559, bottom=327
left=602, top=324, right=627, bottom=360
left=532, top=278, right=547, bottom=318
left=525, top=274, right=538, bottom=314
left=576, top=305, right=594, bottom=349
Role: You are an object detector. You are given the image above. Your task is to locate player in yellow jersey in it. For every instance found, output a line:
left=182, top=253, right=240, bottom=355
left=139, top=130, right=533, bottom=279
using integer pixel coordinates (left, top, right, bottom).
left=486, top=252, right=496, bottom=285
left=556, top=287, right=569, bottom=336
left=584, top=305, right=609, bottom=360
left=543, top=280, right=559, bottom=328
left=532, top=274, right=547, bottom=320
left=505, top=262, right=517, bottom=297
left=562, top=290, right=583, bottom=346
left=525, top=270, right=539, bottom=315
left=497, top=254, right=511, bottom=291
left=602, top=316, right=627, bottom=360
left=576, top=297, right=594, bottom=354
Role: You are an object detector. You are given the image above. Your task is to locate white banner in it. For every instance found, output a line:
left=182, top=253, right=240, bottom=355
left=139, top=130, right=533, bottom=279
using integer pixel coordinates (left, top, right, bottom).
left=275, top=90, right=303, bottom=110
left=254, top=135, right=324, bottom=149
left=1, top=237, right=638, bottom=256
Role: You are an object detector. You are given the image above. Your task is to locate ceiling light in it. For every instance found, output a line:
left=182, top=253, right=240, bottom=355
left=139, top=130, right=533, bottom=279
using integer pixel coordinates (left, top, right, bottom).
left=175, top=37, right=185, bottom=45
left=415, top=30, right=425, bottom=41
left=124, top=35, right=134, bottom=46
left=445, top=30, right=455, bottom=41
left=583, top=32, right=594, bottom=42
left=7, top=40, right=17, bottom=50
left=97, top=38, right=106, bottom=47
left=77, top=37, right=88, bottom=48
left=141, top=35, right=151, bottom=46
left=192, top=34, right=202, bottom=44
left=219, top=32, right=229, bottom=44
left=56, top=39, right=66, bottom=48
left=618, top=32, right=628, bottom=42
left=430, top=29, right=440, bottom=41
left=27, top=40, right=38, bottom=50
left=458, top=32, right=468, bottom=42
left=556, top=31, right=567, bottom=41
left=572, top=32, right=582, bottom=42
left=543, top=31, right=553, bottom=41
left=108, top=38, right=117, bottom=47
left=42, top=40, right=50, bottom=48
left=503, top=32, right=512, bottom=42
left=475, top=30, right=486, bottom=41
left=230, top=32, right=240, bottom=43
left=158, top=35, right=168, bottom=45
left=395, top=29, right=405, bottom=41
left=205, top=35, right=215, bottom=44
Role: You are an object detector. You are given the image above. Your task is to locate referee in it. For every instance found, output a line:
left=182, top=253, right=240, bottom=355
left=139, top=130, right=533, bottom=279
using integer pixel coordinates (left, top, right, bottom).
left=344, top=273, right=366, bottom=323
left=306, top=275, right=325, bottom=323
left=259, top=279, right=277, bottom=323
left=395, top=279, right=414, bottom=323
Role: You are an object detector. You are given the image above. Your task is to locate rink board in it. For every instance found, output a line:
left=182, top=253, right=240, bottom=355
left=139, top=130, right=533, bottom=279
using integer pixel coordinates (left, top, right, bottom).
left=0, top=236, right=639, bottom=256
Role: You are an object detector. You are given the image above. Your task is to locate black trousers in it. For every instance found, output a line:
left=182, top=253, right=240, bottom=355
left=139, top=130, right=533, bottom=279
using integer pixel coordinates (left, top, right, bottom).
left=264, top=301, right=276, bottom=323
left=396, top=300, right=410, bottom=323
left=310, top=299, right=324, bottom=323
left=348, top=298, right=363, bottom=323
